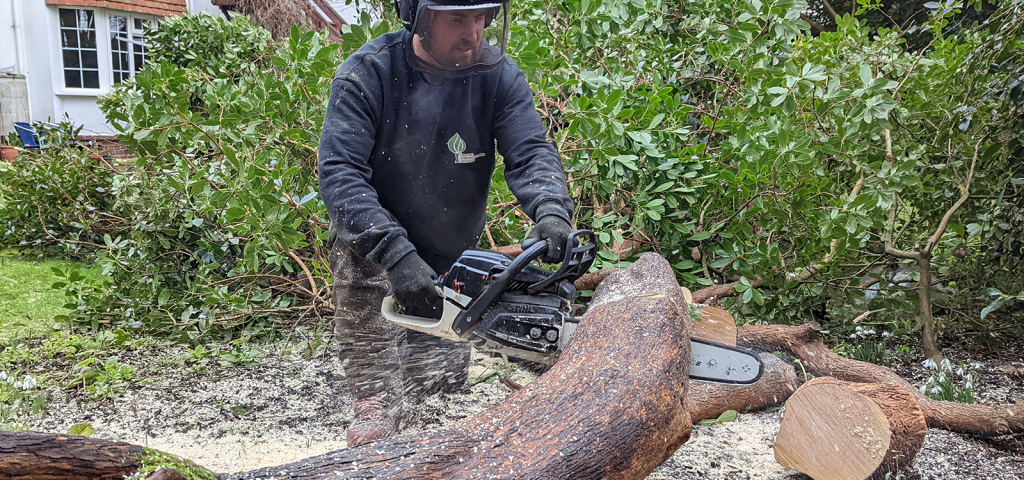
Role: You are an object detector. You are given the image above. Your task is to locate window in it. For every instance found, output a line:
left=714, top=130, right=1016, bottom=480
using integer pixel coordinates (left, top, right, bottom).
left=59, top=8, right=99, bottom=89
left=110, top=15, right=151, bottom=84
left=132, top=18, right=150, bottom=74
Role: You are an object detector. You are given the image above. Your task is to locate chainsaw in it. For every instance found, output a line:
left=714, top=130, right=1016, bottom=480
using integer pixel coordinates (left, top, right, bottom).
left=382, top=230, right=763, bottom=384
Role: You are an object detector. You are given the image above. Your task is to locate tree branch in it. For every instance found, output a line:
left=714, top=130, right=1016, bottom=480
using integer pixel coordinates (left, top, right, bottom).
left=922, top=139, right=981, bottom=256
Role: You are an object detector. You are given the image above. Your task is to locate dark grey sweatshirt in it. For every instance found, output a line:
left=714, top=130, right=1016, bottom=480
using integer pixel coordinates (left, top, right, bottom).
left=318, top=30, right=574, bottom=274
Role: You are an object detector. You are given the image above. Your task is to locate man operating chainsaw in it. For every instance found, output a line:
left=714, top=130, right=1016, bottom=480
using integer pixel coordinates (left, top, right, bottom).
left=319, top=0, right=575, bottom=446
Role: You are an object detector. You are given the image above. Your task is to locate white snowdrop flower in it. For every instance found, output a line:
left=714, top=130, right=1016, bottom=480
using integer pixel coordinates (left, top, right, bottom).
left=937, top=373, right=947, bottom=382
left=882, top=331, right=892, bottom=338
left=0, top=371, right=7, bottom=381
left=923, top=359, right=938, bottom=369
left=866, top=329, right=876, bottom=335
left=850, top=333, right=858, bottom=339
left=13, top=380, right=22, bottom=390
left=930, top=386, right=943, bottom=394
left=856, top=326, right=863, bottom=332
left=940, top=358, right=952, bottom=371
left=956, top=366, right=965, bottom=376
left=919, top=384, right=928, bottom=393
left=971, top=362, right=983, bottom=370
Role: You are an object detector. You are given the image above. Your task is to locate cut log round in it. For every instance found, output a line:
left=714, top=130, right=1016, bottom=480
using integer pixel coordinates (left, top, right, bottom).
left=691, top=305, right=738, bottom=346
left=774, top=377, right=926, bottom=480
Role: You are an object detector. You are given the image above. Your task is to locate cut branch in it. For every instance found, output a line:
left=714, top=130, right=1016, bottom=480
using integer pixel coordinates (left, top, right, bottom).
left=737, top=323, right=1024, bottom=436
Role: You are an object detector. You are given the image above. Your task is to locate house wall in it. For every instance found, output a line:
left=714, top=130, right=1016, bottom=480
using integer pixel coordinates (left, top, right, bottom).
left=0, top=0, right=219, bottom=137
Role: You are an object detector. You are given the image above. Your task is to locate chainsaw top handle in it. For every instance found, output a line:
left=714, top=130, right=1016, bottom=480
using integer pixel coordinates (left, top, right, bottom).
left=526, top=230, right=597, bottom=294
left=448, top=229, right=597, bottom=339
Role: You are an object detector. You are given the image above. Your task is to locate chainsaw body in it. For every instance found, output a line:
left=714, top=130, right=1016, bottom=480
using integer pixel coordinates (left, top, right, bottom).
left=382, top=230, right=764, bottom=383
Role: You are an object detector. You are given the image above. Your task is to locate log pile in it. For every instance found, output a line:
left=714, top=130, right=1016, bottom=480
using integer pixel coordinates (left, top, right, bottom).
left=1, top=253, right=1021, bottom=480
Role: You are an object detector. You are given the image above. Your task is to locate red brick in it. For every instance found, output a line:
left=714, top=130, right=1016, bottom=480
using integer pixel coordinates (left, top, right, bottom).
left=46, top=0, right=187, bottom=17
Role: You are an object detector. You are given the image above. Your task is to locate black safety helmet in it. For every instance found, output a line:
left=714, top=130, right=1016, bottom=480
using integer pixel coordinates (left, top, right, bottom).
left=396, top=0, right=503, bottom=32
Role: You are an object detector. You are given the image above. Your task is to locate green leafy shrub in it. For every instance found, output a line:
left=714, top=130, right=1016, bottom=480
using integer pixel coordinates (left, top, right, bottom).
left=0, top=122, right=123, bottom=257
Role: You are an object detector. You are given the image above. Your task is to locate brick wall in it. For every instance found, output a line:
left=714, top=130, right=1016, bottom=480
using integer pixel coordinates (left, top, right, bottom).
left=78, top=136, right=134, bottom=159
left=45, top=0, right=187, bottom=17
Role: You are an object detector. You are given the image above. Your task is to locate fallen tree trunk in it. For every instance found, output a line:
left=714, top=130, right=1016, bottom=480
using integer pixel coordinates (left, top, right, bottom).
left=738, top=323, right=1024, bottom=436
left=1, top=253, right=697, bottom=480
left=774, top=377, right=927, bottom=480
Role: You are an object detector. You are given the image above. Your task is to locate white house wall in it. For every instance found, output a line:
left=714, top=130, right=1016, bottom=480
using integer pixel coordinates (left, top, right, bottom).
left=186, top=0, right=220, bottom=17
left=1, top=0, right=220, bottom=137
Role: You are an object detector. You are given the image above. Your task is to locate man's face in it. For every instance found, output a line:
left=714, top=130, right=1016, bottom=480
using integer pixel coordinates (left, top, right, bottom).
left=420, top=8, right=488, bottom=69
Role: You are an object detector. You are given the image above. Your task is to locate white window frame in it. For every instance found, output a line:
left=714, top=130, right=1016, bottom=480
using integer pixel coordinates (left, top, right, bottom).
left=109, top=14, right=153, bottom=85
left=58, top=8, right=101, bottom=91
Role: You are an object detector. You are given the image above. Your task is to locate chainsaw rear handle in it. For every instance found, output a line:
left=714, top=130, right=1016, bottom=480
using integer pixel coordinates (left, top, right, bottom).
left=449, top=229, right=597, bottom=339
left=381, top=286, right=464, bottom=342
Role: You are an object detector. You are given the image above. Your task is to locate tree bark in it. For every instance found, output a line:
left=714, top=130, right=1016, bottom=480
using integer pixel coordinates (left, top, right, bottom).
left=738, top=323, right=1024, bottom=436
left=0, top=431, right=175, bottom=480
left=774, top=377, right=927, bottom=480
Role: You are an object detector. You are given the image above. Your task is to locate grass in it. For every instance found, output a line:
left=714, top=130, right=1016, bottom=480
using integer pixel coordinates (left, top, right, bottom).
left=0, top=250, right=101, bottom=343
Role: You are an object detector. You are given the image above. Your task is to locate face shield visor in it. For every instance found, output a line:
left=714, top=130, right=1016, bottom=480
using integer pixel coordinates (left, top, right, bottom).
left=409, top=0, right=510, bottom=75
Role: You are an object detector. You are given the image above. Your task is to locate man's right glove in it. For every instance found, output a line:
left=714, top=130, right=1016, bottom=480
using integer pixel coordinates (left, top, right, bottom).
left=522, top=216, right=573, bottom=264
left=387, top=253, right=443, bottom=320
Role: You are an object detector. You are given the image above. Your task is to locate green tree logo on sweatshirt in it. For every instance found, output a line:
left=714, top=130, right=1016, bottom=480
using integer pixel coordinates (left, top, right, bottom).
left=448, top=133, right=484, bottom=164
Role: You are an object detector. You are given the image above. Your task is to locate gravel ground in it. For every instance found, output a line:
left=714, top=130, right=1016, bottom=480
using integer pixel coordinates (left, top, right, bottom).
left=21, top=338, right=1024, bottom=478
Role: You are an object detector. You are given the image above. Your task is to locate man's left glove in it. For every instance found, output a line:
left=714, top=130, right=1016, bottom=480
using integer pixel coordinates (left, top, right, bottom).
left=522, top=216, right=572, bottom=264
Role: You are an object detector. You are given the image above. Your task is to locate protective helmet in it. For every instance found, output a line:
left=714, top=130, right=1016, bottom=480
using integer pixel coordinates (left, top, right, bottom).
left=395, top=0, right=510, bottom=74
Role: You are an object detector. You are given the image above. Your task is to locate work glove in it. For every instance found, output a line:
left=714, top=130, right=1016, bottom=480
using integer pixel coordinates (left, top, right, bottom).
left=387, top=253, right=443, bottom=320
left=522, top=216, right=572, bottom=264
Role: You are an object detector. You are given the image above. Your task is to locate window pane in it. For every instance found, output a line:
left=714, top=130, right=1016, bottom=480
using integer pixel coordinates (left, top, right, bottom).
left=61, top=29, right=79, bottom=49
left=78, top=10, right=95, bottom=30
left=65, top=70, right=81, bottom=89
left=80, top=30, right=96, bottom=49
left=63, top=50, right=80, bottom=69
left=59, top=8, right=78, bottom=28
left=134, top=18, right=149, bottom=30
left=81, top=50, right=98, bottom=69
left=121, top=52, right=130, bottom=69
left=111, top=15, right=128, bottom=34
left=83, top=70, right=100, bottom=89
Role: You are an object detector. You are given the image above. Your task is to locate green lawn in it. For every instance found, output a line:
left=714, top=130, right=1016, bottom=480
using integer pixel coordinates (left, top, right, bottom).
left=0, top=251, right=99, bottom=343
